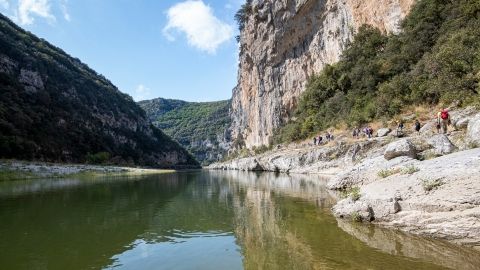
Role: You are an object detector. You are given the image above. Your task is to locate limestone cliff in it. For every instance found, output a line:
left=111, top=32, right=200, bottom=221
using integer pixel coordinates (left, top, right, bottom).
left=231, top=0, right=414, bottom=148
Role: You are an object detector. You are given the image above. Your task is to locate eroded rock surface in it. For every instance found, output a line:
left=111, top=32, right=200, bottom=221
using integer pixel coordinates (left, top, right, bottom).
left=332, top=148, right=480, bottom=246
left=230, top=0, right=414, bottom=148
left=467, top=113, right=480, bottom=146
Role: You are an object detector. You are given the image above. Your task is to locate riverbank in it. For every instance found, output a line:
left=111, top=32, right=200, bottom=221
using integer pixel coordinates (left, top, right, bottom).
left=209, top=108, right=480, bottom=248
left=0, top=160, right=176, bottom=181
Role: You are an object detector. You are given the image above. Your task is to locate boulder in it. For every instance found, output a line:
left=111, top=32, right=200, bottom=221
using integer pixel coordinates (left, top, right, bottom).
left=451, top=107, right=477, bottom=130
left=384, top=139, right=417, bottom=160
left=376, top=128, right=391, bottom=137
left=332, top=198, right=374, bottom=221
left=454, top=118, right=471, bottom=130
left=420, top=121, right=437, bottom=135
left=467, top=113, right=480, bottom=146
left=427, top=134, right=457, bottom=155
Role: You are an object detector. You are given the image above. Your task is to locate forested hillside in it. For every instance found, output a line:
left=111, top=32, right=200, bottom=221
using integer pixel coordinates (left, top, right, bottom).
left=274, top=0, right=480, bottom=143
left=0, top=13, right=198, bottom=168
left=139, top=98, right=231, bottom=165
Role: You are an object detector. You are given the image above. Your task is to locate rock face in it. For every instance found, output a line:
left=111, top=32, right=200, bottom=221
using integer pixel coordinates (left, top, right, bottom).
left=231, top=0, right=414, bottom=148
left=384, top=139, right=416, bottom=160
left=467, top=113, right=480, bottom=146
left=451, top=106, right=478, bottom=130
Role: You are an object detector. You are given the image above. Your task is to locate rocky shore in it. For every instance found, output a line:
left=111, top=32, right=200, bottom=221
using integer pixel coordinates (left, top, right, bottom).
left=0, top=160, right=175, bottom=180
left=209, top=108, right=480, bottom=248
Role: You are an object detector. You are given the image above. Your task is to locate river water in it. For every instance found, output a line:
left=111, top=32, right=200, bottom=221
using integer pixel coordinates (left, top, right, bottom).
left=0, top=170, right=479, bottom=270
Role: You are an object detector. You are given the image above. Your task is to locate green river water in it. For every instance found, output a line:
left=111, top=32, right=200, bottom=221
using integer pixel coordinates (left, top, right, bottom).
left=0, top=170, right=479, bottom=270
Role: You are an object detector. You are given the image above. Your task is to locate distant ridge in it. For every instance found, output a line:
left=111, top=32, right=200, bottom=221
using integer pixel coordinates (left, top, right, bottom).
left=139, top=98, right=231, bottom=165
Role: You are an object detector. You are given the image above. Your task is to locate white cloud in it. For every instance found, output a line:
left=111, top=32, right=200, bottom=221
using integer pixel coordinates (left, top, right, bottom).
left=163, top=0, right=234, bottom=54
left=133, top=84, right=152, bottom=101
left=60, top=0, right=70, bottom=21
left=17, top=0, right=56, bottom=25
left=0, top=0, right=9, bottom=10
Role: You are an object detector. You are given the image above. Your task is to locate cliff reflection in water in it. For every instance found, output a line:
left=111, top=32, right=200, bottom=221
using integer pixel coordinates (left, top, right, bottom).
left=1, top=171, right=478, bottom=270
left=211, top=170, right=479, bottom=270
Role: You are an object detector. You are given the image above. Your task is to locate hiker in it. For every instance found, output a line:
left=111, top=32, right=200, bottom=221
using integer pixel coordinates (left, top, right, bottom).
left=369, top=127, right=374, bottom=138
left=436, top=117, right=441, bottom=133
left=396, top=121, right=404, bottom=136
left=398, top=121, right=404, bottom=131
left=414, top=120, right=421, bottom=133
left=352, top=129, right=357, bottom=138
left=318, top=135, right=323, bottom=144
left=326, top=132, right=331, bottom=141
left=437, top=108, right=450, bottom=134
left=313, top=137, right=317, bottom=145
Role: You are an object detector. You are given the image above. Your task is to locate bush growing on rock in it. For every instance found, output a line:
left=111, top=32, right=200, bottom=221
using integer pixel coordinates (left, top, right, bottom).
left=377, top=168, right=401, bottom=178
left=401, top=165, right=420, bottom=175
left=273, top=0, right=480, bottom=144
left=422, top=178, right=444, bottom=192
left=351, top=212, right=362, bottom=222
left=341, top=186, right=361, bottom=201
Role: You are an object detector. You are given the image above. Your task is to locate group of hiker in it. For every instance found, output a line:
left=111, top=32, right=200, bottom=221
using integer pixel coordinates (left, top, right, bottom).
left=312, top=108, right=451, bottom=145
left=313, top=132, right=334, bottom=145
left=352, top=127, right=374, bottom=139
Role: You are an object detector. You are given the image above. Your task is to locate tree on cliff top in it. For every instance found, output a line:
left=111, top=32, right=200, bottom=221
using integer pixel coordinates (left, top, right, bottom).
left=235, top=0, right=253, bottom=32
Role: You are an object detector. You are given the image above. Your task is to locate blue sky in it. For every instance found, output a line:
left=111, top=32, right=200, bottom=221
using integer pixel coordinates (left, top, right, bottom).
left=0, top=0, right=243, bottom=102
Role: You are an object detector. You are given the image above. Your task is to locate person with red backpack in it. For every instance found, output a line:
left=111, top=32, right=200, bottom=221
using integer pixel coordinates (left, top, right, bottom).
left=437, top=108, right=450, bottom=134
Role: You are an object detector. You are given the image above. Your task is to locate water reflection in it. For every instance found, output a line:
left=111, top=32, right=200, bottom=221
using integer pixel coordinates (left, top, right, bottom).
left=337, top=220, right=480, bottom=270
left=0, top=171, right=478, bottom=270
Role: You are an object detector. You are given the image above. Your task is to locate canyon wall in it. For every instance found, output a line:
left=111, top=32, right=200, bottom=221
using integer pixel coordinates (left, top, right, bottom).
left=231, top=0, right=414, bottom=148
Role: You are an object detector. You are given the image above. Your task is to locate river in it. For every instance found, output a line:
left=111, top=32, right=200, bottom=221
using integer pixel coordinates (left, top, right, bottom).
left=0, top=170, right=479, bottom=270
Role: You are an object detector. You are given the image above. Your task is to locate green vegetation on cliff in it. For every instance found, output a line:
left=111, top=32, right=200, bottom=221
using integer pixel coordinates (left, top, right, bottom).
left=0, top=13, right=198, bottom=168
left=139, top=98, right=231, bottom=165
left=274, top=0, right=480, bottom=143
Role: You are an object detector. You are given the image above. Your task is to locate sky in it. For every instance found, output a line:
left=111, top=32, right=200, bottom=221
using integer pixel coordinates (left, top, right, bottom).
left=0, top=0, right=244, bottom=102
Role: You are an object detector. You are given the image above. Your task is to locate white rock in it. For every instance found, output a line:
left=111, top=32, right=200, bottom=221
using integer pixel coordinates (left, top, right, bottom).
left=384, top=139, right=417, bottom=160
left=18, top=69, right=44, bottom=93
left=427, top=134, right=456, bottom=155
left=467, top=113, right=480, bottom=146
left=376, top=128, right=391, bottom=137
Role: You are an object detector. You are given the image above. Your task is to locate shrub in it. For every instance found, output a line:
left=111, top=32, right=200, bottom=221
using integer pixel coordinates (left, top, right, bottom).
left=350, top=187, right=361, bottom=201
left=85, top=152, right=110, bottom=164
left=422, top=178, right=444, bottom=191
left=401, top=165, right=420, bottom=174
left=234, top=0, right=253, bottom=31
left=377, top=168, right=401, bottom=178
left=341, top=186, right=361, bottom=201
left=351, top=212, right=362, bottom=222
